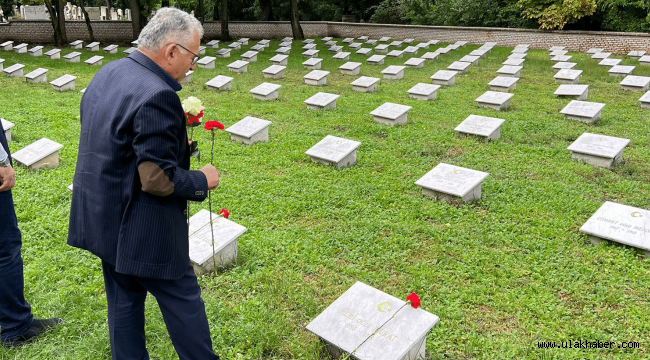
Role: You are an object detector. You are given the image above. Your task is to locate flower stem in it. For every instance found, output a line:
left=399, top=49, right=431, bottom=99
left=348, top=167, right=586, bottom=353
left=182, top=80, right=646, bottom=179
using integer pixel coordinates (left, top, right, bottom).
left=209, top=130, right=217, bottom=276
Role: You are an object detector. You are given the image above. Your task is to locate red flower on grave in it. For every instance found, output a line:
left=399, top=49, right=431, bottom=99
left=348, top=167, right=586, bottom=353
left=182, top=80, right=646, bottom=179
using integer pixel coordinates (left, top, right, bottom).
left=204, top=120, right=225, bottom=131
left=219, top=208, right=230, bottom=219
left=186, top=110, right=204, bottom=127
left=406, top=292, right=420, bottom=309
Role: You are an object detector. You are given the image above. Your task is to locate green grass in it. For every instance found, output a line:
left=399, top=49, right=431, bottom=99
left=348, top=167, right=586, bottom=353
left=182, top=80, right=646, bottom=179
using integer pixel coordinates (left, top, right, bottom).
left=1, top=39, right=650, bottom=360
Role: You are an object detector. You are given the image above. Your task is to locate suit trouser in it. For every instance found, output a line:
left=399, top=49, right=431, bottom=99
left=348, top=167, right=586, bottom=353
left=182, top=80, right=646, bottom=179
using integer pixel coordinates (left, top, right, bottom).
left=101, top=261, right=220, bottom=360
left=0, top=190, right=34, bottom=341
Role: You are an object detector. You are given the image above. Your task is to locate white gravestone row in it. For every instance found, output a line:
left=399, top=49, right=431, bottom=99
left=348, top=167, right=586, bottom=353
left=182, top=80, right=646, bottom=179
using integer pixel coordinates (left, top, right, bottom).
left=415, top=163, right=489, bottom=203
left=305, top=135, right=360, bottom=169
left=581, top=202, right=650, bottom=257
left=304, top=92, right=340, bottom=110
left=567, top=133, right=629, bottom=169
left=455, top=114, right=504, bottom=141
left=225, top=116, right=271, bottom=145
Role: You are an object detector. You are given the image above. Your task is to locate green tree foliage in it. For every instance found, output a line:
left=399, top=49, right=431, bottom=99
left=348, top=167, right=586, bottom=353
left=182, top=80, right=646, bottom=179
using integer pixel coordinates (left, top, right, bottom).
left=517, top=0, right=597, bottom=29
left=596, top=0, right=650, bottom=32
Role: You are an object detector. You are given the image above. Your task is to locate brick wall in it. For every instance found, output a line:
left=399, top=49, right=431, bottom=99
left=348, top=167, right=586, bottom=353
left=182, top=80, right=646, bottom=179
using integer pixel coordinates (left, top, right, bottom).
left=1, top=20, right=649, bottom=53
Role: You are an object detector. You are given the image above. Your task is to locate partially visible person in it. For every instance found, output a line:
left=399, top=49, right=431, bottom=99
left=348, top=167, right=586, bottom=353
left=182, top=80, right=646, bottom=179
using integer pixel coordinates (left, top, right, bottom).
left=0, top=128, right=62, bottom=348
left=67, top=7, right=221, bottom=360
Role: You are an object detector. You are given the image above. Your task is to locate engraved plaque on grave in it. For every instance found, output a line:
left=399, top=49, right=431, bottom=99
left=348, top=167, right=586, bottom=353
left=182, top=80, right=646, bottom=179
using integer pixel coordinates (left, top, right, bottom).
left=50, top=74, right=77, bottom=91
left=469, top=49, right=486, bottom=57
left=560, top=100, right=605, bottom=123
left=1, top=41, right=13, bottom=51
left=447, top=61, right=470, bottom=74
left=216, top=49, right=231, bottom=58
left=329, top=46, right=343, bottom=53
left=207, top=40, right=220, bottom=48
left=628, top=50, right=646, bottom=58
left=488, top=76, right=518, bottom=92
left=554, top=69, right=582, bottom=84
left=333, top=52, right=351, bottom=60
left=303, top=49, right=319, bottom=58
left=567, top=133, right=629, bottom=168
left=227, top=60, right=249, bottom=73
left=196, top=56, right=216, bottom=69
left=304, top=92, right=340, bottom=110
left=4, top=63, right=25, bottom=77
left=381, top=65, right=405, bottom=80
left=64, top=52, right=81, bottom=63
left=305, top=135, right=361, bottom=169
left=348, top=43, right=362, bottom=50
left=502, top=58, right=524, bottom=67
left=205, top=75, right=233, bottom=91
left=28, top=46, right=43, bottom=57
left=374, top=44, right=389, bottom=53
left=351, top=76, right=380, bottom=93
left=188, top=209, right=247, bottom=275
left=421, top=52, right=439, bottom=61
left=303, top=57, right=323, bottom=70
left=225, top=116, right=271, bottom=145
left=620, top=75, right=650, bottom=91
left=44, top=49, right=61, bottom=59
left=460, top=55, right=479, bottom=65
left=551, top=55, right=572, bottom=62
left=356, top=48, right=372, bottom=56
left=407, top=83, right=440, bottom=101
left=554, top=84, right=589, bottom=101
left=367, top=55, right=385, bottom=65
left=415, top=163, right=489, bottom=203
left=454, top=114, right=504, bottom=141
left=639, top=90, right=650, bottom=109
left=12, top=138, right=63, bottom=170
left=608, top=65, right=635, bottom=77
left=404, top=58, right=425, bottom=69
left=85, top=55, right=104, bottom=66
left=304, top=70, right=330, bottom=86
left=1, top=118, right=14, bottom=141
left=403, top=46, right=418, bottom=55
left=306, top=282, right=439, bottom=360
left=241, top=51, right=258, bottom=62
left=552, top=62, right=577, bottom=70
left=475, top=91, right=514, bottom=110
left=339, top=62, right=361, bottom=75
left=431, top=70, right=457, bottom=86
left=250, top=82, right=281, bottom=100
left=508, top=53, right=526, bottom=60
left=598, top=58, right=621, bottom=67
left=70, top=40, right=83, bottom=49
left=370, top=102, right=412, bottom=126
left=497, top=65, right=522, bottom=78
left=263, top=65, right=286, bottom=80
left=386, top=50, right=404, bottom=58
left=270, top=54, right=289, bottom=65
left=24, top=68, right=48, bottom=84
left=580, top=201, right=650, bottom=256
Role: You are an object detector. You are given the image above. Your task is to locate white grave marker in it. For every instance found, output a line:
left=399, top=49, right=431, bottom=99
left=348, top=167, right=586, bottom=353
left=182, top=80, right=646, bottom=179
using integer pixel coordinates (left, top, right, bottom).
left=3, top=63, right=24, bottom=77
left=28, top=46, right=43, bottom=57
left=608, top=65, right=635, bottom=77
left=552, top=62, right=577, bottom=70
left=304, top=92, right=340, bottom=110
left=70, top=40, right=83, bottom=49
left=638, top=90, right=650, bottom=109
left=241, top=51, right=258, bottom=62
left=381, top=65, right=406, bottom=80
left=554, top=84, right=589, bottom=101
left=488, top=76, right=518, bottom=92
left=567, top=133, right=629, bottom=168
left=85, top=42, right=100, bottom=52
left=270, top=54, right=289, bottom=65
left=305, top=135, right=361, bottom=169
left=475, top=91, right=514, bottom=110
left=63, top=52, right=81, bottom=63
left=496, top=65, right=522, bottom=78
left=339, top=62, right=361, bottom=75
left=333, top=52, right=351, bottom=60
left=12, top=138, right=63, bottom=170
left=580, top=202, right=650, bottom=256
left=44, top=49, right=61, bottom=59
left=431, top=70, right=457, bottom=86
left=407, top=83, right=440, bottom=101
left=227, top=60, right=249, bottom=73
left=196, top=56, right=216, bottom=69
left=24, top=68, right=48, bottom=84
left=598, top=58, right=621, bottom=67
left=370, top=102, right=412, bottom=126
left=262, top=65, right=286, bottom=80
left=560, top=100, right=605, bottom=123
left=454, top=114, right=504, bottom=141
left=447, top=61, right=470, bottom=74
left=351, top=77, right=380, bottom=93
left=2, top=118, right=14, bottom=141
left=304, top=70, right=329, bottom=86
left=225, top=116, right=271, bottom=145
left=85, top=55, right=104, bottom=66
left=205, top=75, right=233, bottom=91
left=367, top=55, right=385, bottom=65
left=404, top=58, right=425, bottom=69
left=415, top=163, right=489, bottom=203
left=250, top=82, right=281, bottom=100
left=303, top=57, right=323, bottom=70
left=620, top=75, right=650, bottom=91
left=554, top=69, right=582, bottom=84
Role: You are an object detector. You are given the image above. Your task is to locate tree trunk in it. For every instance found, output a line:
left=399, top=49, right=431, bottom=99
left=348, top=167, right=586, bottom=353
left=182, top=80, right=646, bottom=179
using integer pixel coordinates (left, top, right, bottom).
left=260, top=0, right=272, bottom=21
left=213, top=2, right=218, bottom=22
left=290, top=0, right=304, bottom=39
left=129, top=0, right=143, bottom=40
left=79, top=1, right=94, bottom=42
left=105, top=0, right=111, bottom=19
left=220, top=0, right=229, bottom=41
left=57, top=0, right=68, bottom=44
left=44, top=0, right=62, bottom=46
left=198, top=0, right=204, bottom=24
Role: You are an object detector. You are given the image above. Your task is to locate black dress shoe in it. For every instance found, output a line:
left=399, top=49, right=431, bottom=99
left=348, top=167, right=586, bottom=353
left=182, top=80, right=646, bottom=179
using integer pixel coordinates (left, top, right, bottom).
left=1, top=318, right=63, bottom=348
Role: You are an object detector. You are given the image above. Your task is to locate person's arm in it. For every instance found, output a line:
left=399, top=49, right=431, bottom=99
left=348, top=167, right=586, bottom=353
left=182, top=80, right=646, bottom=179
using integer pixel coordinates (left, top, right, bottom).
left=0, top=144, right=7, bottom=164
left=132, top=89, right=215, bottom=201
left=0, top=144, right=15, bottom=192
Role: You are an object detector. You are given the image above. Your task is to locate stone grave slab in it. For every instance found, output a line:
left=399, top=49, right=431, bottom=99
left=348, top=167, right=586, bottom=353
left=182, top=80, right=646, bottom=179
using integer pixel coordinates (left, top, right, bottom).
left=306, top=282, right=439, bottom=360
left=497, top=65, right=522, bottom=78
left=333, top=52, right=351, bottom=60
left=24, top=68, right=48, bottom=83
left=609, top=65, right=635, bottom=77
left=431, top=70, right=457, bottom=86
left=639, top=55, right=650, bottom=66
left=28, top=46, right=43, bottom=57
left=416, top=42, right=429, bottom=49
left=488, top=76, right=518, bottom=92
left=407, top=83, right=440, bottom=101
left=550, top=50, right=567, bottom=57
left=447, top=61, right=470, bottom=74
left=123, top=47, right=137, bottom=55
left=370, top=102, right=412, bottom=126
left=225, top=61, right=247, bottom=74
left=303, top=43, right=317, bottom=50
left=351, top=76, right=380, bottom=93
left=560, top=100, right=605, bottom=123
left=303, top=39, right=315, bottom=44
left=225, top=116, right=271, bottom=145
left=270, top=54, right=289, bottom=66
left=357, top=36, right=369, bottom=41
left=356, top=48, right=372, bottom=56
left=215, top=49, right=231, bottom=58
left=44, top=49, right=61, bottom=59
left=459, top=55, right=480, bottom=65
left=305, top=135, right=361, bottom=169
left=251, top=44, right=265, bottom=52
left=322, top=37, right=333, bottom=41
left=367, top=55, right=385, bottom=65
left=508, top=53, right=526, bottom=59
left=554, top=69, right=582, bottom=84
left=4, top=63, right=24, bottom=77
left=303, top=57, right=323, bottom=70
left=348, top=43, right=362, bottom=50
left=620, top=75, right=650, bottom=91
left=304, top=92, right=340, bottom=110
left=587, top=48, right=604, bottom=54
left=447, top=44, right=460, bottom=50
left=475, top=91, right=514, bottom=110
left=262, top=65, right=286, bottom=80
left=328, top=46, right=343, bottom=53
left=511, top=47, right=527, bottom=54
left=598, top=58, right=621, bottom=67
left=403, top=38, right=414, bottom=44
left=389, top=41, right=403, bottom=47
left=238, top=38, right=250, bottom=46
left=0, top=58, right=3, bottom=71
left=554, top=84, right=589, bottom=101
left=207, top=40, right=220, bottom=48
left=366, top=40, right=377, bottom=45
left=415, top=163, right=489, bottom=203
left=302, top=49, right=319, bottom=58
left=567, top=133, right=630, bottom=168
left=374, top=44, right=389, bottom=53
left=428, top=40, right=440, bottom=45
left=551, top=55, right=572, bottom=62
left=628, top=50, right=646, bottom=58
left=342, top=38, right=354, bottom=44
left=188, top=209, right=247, bottom=274
left=250, top=82, right=281, bottom=100
left=281, top=38, right=292, bottom=43
left=196, top=56, right=216, bottom=69
left=455, top=41, right=468, bottom=47
left=304, top=70, right=330, bottom=86
left=70, top=40, right=83, bottom=49
left=386, top=50, right=404, bottom=58
left=228, top=42, right=241, bottom=50
left=421, top=52, right=439, bottom=61
left=404, top=58, right=425, bottom=69
left=205, top=75, right=233, bottom=91
left=12, top=138, right=63, bottom=170
left=241, top=51, right=258, bottom=62
left=50, top=74, right=76, bottom=91
left=339, top=62, right=361, bottom=75
left=454, top=114, right=505, bottom=141
left=381, top=65, right=406, bottom=80
left=103, top=44, right=118, bottom=54
left=85, top=42, right=100, bottom=52
left=2, top=118, right=14, bottom=141
left=580, top=201, right=650, bottom=256
left=379, top=37, right=391, bottom=42
left=403, top=46, right=419, bottom=55
left=592, top=52, right=611, bottom=60
left=179, top=70, right=193, bottom=84
left=436, top=47, right=451, bottom=55
left=85, top=55, right=104, bottom=66
left=324, top=41, right=336, bottom=48
left=502, top=58, right=524, bottom=66
left=639, top=90, right=650, bottom=109
left=469, top=49, right=486, bottom=57
left=549, top=46, right=566, bottom=51
left=553, top=62, right=577, bottom=70
left=64, top=52, right=81, bottom=63
left=1, top=41, right=13, bottom=51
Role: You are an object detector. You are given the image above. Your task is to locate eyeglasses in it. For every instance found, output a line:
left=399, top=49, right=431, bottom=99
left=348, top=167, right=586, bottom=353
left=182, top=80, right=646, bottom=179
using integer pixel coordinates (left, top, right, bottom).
left=175, top=43, right=199, bottom=64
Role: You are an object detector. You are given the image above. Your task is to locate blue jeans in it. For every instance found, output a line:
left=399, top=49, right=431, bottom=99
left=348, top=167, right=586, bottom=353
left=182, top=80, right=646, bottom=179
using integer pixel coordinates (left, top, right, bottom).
left=0, top=189, right=33, bottom=341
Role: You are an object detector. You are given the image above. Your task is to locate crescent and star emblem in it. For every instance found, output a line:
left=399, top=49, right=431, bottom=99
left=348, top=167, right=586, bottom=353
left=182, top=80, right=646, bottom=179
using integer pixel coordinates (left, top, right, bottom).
left=377, top=302, right=392, bottom=313
left=453, top=170, right=462, bottom=174
left=631, top=212, right=643, bottom=218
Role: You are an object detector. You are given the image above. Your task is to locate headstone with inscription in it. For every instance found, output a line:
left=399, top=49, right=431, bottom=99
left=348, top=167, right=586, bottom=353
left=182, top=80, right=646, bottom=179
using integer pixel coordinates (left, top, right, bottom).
left=580, top=202, right=650, bottom=256
left=303, top=43, right=317, bottom=50
left=551, top=55, right=572, bottom=63
left=303, top=57, right=323, bottom=70
left=13, top=43, right=27, bottom=54
left=639, top=55, right=650, bottom=66
left=386, top=50, right=403, bottom=58
left=638, top=90, right=650, bottom=109
left=431, top=70, right=457, bottom=86
left=627, top=50, right=646, bottom=59
left=553, top=62, right=577, bottom=70
left=70, top=40, right=83, bottom=49
left=207, top=40, right=219, bottom=49
left=12, top=138, right=63, bottom=171
left=502, top=58, right=524, bottom=67
left=304, top=92, right=340, bottom=110
left=24, top=68, right=48, bottom=84
left=381, top=65, right=406, bottom=80
left=379, top=37, right=391, bottom=42
left=447, top=61, right=470, bottom=74
left=609, top=65, right=635, bottom=77
left=356, top=48, right=372, bottom=56
left=85, top=55, right=104, bottom=66
left=560, top=100, right=605, bottom=123
left=348, top=43, right=362, bottom=50
left=262, top=65, right=286, bottom=80
left=475, top=91, right=514, bottom=111
left=328, top=46, right=343, bottom=53
left=403, top=46, right=419, bottom=55
left=228, top=42, right=241, bottom=50
left=460, top=55, right=479, bottom=65
left=416, top=42, right=429, bottom=49
left=1, top=118, right=14, bottom=141
left=64, top=52, right=81, bottom=63
left=188, top=209, right=247, bottom=275
left=550, top=50, right=568, bottom=57
left=567, top=133, right=629, bottom=168
left=508, top=53, right=526, bottom=60
left=1, top=41, right=13, bottom=51
left=305, top=135, right=361, bottom=169
left=415, top=163, right=489, bottom=203
left=497, top=65, right=522, bottom=78
left=44, top=49, right=61, bottom=59
left=351, top=77, right=380, bottom=93
left=554, top=84, right=589, bottom=101
left=407, top=83, right=440, bottom=101
left=3, top=63, right=24, bottom=77
left=103, top=45, right=118, bottom=54
left=586, top=48, right=603, bottom=54
left=205, top=75, right=233, bottom=91
left=333, top=52, right=351, bottom=61
left=389, top=41, right=403, bottom=48
left=270, top=54, right=289, bottom=66
left=303, top=49, right=319, bottom=58
left=227, top=60, right=249, bottom=73
left=421, top=52, right=439, bottom=61
left=598, top=58, right=621, bottom=67
left=225, top=116, right=271, bottom=145
left=241, top=51, right=258, bottom=62
left=50, top=74, right=76, bottom=91
left=306, top=282, right=439, bottom=360
left=370, top=102, right=412, bottom=126
left=469, top=49, right=486, bottom=58
left=238, top=38, right=249, bottom=46
left=404, top=58, right=425, bottom=69
left=367, top=55, right=385, bottom=65
left=215, top=49, right=231, bottom=58
left=196, top=56, right=216, bottom=69
left=85, top=42, right=100, bottom=52
left=554, top=69, right=582, bottom=84
left=454, top=114, right=504, bottom=141
left=592, top=52, right=611, bottom=60
left=488, top=76, right=518, bottom=92
left=304, top=70, right=329, bottom=86
left=620, top=75, right=650, bottom=91
left=343, top=38, right=354, bottom=44
left=339, top=62, right=361, bottom=75
left=374, top=44, right=389, bottom=54
left=250, top=82, right=281, bottom=101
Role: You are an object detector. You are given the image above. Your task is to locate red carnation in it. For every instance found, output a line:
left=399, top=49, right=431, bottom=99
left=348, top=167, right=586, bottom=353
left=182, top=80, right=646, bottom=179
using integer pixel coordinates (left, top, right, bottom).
left=219, top=208, right=230, bottom=219
left=204, top=121, right=225, bottom=131
left=406, top=292, right=420, bottom=309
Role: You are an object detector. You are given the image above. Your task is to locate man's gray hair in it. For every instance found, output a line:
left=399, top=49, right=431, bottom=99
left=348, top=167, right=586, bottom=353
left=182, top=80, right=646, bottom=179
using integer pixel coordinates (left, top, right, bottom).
left=137, top=7, right=203, bottom=52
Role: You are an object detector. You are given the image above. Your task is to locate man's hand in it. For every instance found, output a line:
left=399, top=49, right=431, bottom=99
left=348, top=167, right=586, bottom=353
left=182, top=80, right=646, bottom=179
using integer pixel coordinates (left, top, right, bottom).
left=0, top=165, right=16, bottom=192
left=199, top=164, right=220, bottom=191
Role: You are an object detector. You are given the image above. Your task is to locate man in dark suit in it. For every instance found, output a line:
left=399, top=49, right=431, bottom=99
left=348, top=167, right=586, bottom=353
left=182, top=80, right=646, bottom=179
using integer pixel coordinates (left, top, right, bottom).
left=67, top=7, right=221, bottom=360
left=0, top=127, right=62, bottom=348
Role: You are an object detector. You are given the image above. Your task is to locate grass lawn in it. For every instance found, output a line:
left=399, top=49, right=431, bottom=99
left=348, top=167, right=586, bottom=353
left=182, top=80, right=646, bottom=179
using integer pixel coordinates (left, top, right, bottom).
left=1, top=38, right=649, bottom=360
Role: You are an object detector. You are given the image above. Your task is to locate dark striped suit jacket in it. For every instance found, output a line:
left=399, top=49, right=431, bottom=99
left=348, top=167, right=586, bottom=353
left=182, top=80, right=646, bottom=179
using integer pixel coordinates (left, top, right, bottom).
left=68, top=51, right=208, bottom=280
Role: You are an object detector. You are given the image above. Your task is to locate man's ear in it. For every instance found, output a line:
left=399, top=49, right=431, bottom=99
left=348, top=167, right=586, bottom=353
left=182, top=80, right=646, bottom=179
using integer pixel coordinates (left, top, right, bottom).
left=164, top=43, right=176, bottom=62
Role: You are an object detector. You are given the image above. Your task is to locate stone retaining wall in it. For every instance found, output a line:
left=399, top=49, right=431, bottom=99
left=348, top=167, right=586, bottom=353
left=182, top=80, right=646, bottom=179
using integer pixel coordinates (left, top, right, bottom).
left=1, top=20, right=649, bottom=53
